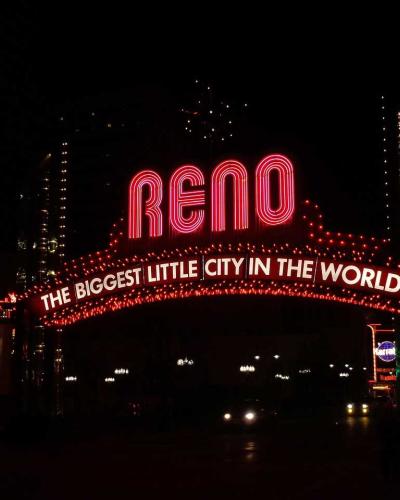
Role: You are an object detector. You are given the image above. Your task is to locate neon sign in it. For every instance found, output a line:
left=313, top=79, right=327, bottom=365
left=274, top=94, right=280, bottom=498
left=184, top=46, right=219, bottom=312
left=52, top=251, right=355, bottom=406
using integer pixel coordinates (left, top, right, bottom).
left=31, top=255, right=400, bottom=318
left=375, top=341, right=396, bottom=363
left=19, top=152, right=400, bottom=327
left=128, top=154, right=295, bottom=239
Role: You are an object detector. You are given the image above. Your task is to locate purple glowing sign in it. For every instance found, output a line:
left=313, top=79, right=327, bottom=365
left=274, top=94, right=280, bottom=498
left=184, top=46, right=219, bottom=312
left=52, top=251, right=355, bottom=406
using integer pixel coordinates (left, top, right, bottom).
left=375, top=341, right=396, bottom=363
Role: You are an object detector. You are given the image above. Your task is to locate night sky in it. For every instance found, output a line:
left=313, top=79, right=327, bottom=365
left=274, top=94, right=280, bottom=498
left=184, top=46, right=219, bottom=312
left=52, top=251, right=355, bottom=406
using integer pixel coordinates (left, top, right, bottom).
left=1, top=9, right=395, bottom=251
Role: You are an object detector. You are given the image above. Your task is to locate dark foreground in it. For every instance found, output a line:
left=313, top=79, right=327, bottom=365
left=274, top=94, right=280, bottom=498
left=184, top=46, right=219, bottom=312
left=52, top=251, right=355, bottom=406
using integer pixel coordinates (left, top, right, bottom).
left=1, top=416, right=399, bottom=500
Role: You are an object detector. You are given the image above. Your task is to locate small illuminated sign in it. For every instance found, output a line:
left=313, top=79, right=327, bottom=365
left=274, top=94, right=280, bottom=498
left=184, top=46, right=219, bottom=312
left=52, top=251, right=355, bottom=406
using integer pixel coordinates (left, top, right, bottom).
left=375, top=341, right=396, bottom=363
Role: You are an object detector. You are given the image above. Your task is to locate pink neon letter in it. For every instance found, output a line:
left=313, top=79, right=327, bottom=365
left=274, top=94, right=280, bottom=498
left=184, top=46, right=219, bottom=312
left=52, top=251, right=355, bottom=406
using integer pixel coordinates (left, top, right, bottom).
left=256, top=154, right=295, bottom=226
left=169, top=165, right=205, bottom=234
left=211, top=160, right=249, bottom=232
left=128, top=170, right=163, bottom=239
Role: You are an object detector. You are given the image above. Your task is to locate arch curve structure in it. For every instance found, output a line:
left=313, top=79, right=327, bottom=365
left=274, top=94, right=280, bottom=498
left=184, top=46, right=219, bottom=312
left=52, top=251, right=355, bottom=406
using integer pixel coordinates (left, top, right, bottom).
left=21, top=199, right=400, bottom=327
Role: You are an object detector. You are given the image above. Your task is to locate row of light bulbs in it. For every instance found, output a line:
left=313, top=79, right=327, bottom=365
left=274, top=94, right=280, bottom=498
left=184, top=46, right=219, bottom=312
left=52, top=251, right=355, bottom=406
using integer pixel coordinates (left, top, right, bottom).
left=381, top=96, right=391, bottom=234
left=58, top=142, right=69, bottom=259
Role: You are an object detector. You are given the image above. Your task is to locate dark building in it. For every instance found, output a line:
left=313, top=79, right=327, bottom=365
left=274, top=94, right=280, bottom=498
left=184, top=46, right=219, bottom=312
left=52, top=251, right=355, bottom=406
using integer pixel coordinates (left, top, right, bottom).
left=378, top=94, right=400, bottom=245
left=376, top=93, right=400, bottom=388
left=0, top=293, right=16, bottom=423
left=0, top=3, right=44, bottom=296
left=16, top=80, right=249, bottom=284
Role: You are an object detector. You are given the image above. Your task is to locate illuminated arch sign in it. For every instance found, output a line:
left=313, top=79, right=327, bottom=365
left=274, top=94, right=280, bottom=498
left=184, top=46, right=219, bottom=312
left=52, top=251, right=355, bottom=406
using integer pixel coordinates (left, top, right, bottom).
left=20, top=153, right=400, bottom=326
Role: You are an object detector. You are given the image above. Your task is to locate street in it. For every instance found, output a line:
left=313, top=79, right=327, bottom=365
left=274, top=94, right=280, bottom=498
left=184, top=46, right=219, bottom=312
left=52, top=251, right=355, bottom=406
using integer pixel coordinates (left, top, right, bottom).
left=1, top=416, right=398, bottom=499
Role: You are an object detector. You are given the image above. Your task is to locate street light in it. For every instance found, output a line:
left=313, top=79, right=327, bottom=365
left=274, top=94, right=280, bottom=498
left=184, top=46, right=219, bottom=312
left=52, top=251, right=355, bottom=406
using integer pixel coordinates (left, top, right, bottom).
left=114, top=368, right=129, bottom=375
left=177, top=357, right=194, bottom=366
left=240, top=365, right=255, bottom=373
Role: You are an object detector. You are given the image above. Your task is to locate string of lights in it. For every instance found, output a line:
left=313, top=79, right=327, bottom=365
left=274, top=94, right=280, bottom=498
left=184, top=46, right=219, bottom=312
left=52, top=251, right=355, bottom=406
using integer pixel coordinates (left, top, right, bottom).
left=58, top=141, right=69, bottom=261
left=38, top=154, right=52, bottom=282
left=380, top=96, right=391, bottom=237
left=40, top=279, right=400, bottom=327
left=180, top=80, right=247, bottom=144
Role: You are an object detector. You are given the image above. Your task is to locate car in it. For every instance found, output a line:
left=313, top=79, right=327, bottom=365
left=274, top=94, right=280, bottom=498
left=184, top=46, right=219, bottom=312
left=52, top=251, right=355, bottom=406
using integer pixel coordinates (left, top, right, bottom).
left=371, top=393, right=395, bottom=410
left=345, top=394, right=396, bottom=417
left=345, top=401, right=371, bottom=416
left=221, top=398, right=277, bottom=429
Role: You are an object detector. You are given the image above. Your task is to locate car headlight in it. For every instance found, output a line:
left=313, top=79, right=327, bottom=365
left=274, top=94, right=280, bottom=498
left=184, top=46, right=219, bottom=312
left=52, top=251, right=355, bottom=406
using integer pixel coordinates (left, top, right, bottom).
left=347, top=404, right=353, bottom=413
left=362, top=404, right=369, bottom=413
left=244, top=411, right=256, bottom=421
left=223, top=413, right=232, bottom=421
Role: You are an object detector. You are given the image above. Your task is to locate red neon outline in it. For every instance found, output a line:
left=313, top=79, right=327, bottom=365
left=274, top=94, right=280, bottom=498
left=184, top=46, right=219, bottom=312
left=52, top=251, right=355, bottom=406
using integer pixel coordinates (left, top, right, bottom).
left=128, top=170, right=163, bottom=239
left=169, top=165, right=205, bottom=234
left=256, top=154, right=295, bottom=226
left=211, top=160, right=249, bottom=232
